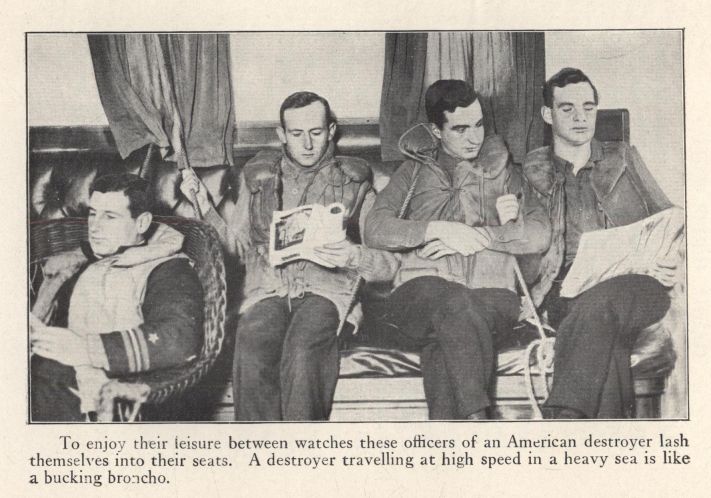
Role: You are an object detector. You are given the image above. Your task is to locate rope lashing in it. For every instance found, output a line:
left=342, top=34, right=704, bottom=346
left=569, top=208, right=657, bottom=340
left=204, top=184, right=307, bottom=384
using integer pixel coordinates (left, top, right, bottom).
left=514, top=261, right=555, bottom=419
left=334, top=127, right=427, bottom=336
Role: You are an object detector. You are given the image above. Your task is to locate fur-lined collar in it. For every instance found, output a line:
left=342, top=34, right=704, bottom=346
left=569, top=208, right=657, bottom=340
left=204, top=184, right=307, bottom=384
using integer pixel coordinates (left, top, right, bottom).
left=524, top=140, right=627, bottom=199
left=398, top=123, right=510, bottom=179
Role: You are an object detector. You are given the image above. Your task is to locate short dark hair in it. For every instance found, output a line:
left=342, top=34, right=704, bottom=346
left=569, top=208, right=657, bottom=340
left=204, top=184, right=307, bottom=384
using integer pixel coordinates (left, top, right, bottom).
left=425, top=79, right=479, bottom=129
left=279, top=91, right=335, bottom=128
left=90, top=173, right=152, bottom=218
left=543, top=67, right=599, bottom=107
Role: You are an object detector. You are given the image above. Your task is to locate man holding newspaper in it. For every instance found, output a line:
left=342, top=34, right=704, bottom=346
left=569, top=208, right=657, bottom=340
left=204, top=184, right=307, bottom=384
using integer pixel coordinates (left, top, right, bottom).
left=181, top=72, right=682, bottom=421
left=522, top=68, right=682, bottom=419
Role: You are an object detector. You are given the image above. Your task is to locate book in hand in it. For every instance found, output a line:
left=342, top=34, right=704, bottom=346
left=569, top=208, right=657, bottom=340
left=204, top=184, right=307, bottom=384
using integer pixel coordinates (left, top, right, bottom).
left=560, top=207, right=685, bottom=298
left=269, top=202, right=347, bottom=268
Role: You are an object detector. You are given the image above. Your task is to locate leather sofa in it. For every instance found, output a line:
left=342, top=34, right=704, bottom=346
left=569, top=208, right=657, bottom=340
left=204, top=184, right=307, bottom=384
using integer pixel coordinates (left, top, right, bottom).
left=29, top=110, right=676, bottom=420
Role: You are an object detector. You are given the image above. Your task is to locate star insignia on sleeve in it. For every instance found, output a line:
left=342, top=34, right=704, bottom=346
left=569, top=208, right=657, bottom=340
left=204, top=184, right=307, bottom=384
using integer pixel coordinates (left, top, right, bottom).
left=148, top=333, right=160, bottom=344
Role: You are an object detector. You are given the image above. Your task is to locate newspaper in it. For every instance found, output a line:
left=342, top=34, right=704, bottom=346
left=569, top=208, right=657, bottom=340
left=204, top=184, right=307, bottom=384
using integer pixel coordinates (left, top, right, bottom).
left=560, top=207, right=685, bottom=298
left=9, top=15, right=707, bottom=498
left=269, top=202, right=347, bottom=267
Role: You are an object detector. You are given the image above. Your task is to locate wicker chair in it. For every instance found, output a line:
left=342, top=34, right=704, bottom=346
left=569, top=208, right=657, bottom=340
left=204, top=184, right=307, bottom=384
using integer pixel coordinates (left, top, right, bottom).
left=29, top=216, right=227, bottom=421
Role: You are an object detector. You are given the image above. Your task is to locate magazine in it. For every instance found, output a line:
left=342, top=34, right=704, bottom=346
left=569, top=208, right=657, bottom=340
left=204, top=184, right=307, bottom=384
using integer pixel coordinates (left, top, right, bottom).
left=269, top=202, right=347, bottom=267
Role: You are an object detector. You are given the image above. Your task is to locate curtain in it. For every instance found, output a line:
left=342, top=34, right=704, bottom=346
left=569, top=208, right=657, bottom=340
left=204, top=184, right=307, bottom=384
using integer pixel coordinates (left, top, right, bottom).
left=379, top=33, right=428, bottom=162
left=88, top=34, right=234, bottom=169
left=379, top=32, right=545, bottom=164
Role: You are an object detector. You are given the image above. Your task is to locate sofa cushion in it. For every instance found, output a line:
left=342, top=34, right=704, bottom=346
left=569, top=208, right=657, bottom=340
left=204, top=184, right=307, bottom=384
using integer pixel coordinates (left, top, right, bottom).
left=339, top=333, right=675, bottom=381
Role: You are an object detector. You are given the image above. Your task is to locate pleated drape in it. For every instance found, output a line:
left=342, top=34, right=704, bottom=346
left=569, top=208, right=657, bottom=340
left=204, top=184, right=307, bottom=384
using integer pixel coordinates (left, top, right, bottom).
left=380, top=32, right=545, bottom=163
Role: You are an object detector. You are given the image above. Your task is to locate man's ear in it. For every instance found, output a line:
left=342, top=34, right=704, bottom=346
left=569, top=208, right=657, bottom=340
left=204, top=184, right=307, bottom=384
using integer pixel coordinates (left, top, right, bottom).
left=136, top=211, right=153, bottom=236
left=430, top=123, right=442, bottom=140
left=541, top=106, right=553, bottom=126
left=276, top=127, right=287, bottom=144
left=327, top=122, right=336, bottom=141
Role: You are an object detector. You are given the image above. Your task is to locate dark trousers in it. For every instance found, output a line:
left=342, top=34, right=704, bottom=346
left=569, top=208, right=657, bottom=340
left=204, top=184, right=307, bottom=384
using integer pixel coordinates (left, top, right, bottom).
left=385, top=277, right=520, bottom=420
left=544, top=274, right=670, bottom=418
left=31, top=355, right=82, bottom=422
left=233, top=294, right=340, bottom=421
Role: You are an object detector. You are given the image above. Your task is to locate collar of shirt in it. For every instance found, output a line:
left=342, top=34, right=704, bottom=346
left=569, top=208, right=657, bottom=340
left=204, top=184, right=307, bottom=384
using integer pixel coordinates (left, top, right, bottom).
left=280, top=142, right=336, bottom=181
left=80, top=239, right=148, bottom=263
left=435, top=146, right=488, bottom=180
left=434, top=138, right=509, bottom=180
left=552, top=138, right=604, bottom=175
left=279, top=142, right=337, bottom=207
left=434, top=146, right=461, bottom=177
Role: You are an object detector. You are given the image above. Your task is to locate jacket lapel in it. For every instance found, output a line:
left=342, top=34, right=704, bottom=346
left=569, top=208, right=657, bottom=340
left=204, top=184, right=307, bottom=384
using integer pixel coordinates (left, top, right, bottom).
left=523, top=146, right=557, bottom=196
left=589, top=140, right=625, bottom=201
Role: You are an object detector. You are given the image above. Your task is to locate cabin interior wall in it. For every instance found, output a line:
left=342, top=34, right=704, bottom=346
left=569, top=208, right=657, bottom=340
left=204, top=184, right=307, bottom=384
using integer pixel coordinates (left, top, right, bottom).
left=28, top=31, right=684, bottom=204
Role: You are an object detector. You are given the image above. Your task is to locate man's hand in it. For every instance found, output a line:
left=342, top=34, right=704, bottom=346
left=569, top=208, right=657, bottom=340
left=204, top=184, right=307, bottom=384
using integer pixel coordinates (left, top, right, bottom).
left=42, top=248, right=87, bottom=278
left=425, top=221, right=491, bottom=256
left=312, top=239, right=361, bottom=269
left=648, top=256, right=678, bottom=288
left=418, top=240, right=457, bottom=260
left=30, top=316, right=91, bottom=367
left=496, top=193, right=520, bottom=225
left=29, top=312, right=45, bottom=330
left=180, top=168, right=212, bottom=215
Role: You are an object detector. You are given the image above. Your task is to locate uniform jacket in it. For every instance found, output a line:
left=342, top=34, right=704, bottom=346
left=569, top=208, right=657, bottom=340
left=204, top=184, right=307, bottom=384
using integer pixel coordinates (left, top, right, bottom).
left=522, top=139, right=673, bottom=305
left=213, top=144, right=399, bottom=323
left=364, top=124, right=551, bottom=293
left=33, top=224, right=204, bottom=412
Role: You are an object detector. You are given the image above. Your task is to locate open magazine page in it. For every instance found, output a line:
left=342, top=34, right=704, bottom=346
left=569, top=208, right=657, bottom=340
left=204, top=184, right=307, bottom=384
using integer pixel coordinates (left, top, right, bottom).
left=269, top=203, right=346, bottom=267
left=3, top=4, right=709, bottom=497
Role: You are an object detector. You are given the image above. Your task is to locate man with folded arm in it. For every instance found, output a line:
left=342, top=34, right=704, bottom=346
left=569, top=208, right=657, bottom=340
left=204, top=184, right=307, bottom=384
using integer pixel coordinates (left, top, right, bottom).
left=365, top=79, right=551, bottom=420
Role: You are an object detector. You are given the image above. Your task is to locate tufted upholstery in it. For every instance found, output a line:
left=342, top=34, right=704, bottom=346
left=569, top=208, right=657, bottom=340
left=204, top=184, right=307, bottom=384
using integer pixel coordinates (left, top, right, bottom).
left=29, top=110, right=675, bottom=420
left=29, top=112, right=630, bottom=220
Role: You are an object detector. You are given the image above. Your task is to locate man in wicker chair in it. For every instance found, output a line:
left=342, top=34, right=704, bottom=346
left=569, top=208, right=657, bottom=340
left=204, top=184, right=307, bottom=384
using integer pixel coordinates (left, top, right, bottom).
left=30, top=173, right=204, bottom=421
left=180, top=91, right=399, bottom=420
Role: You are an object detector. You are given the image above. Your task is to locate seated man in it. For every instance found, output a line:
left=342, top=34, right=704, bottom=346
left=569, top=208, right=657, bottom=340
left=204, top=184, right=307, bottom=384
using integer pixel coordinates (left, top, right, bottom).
left=31, top=173, right=204, bottom=421
left=364, top=79, right=551, bottom=420
left=522, top=68, right=675, bottom=418
left=182, top=91, right=397, bottom=421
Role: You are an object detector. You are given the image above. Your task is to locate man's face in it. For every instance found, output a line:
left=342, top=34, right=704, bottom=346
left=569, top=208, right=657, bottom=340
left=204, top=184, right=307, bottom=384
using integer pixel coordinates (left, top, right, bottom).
left=88, top=191, right=149, bottom=257
left=277, top=101, right=336, bottom=168
left=431, top=99, right=485, bottom=161
left=543, top=82, right=598, bottom=147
